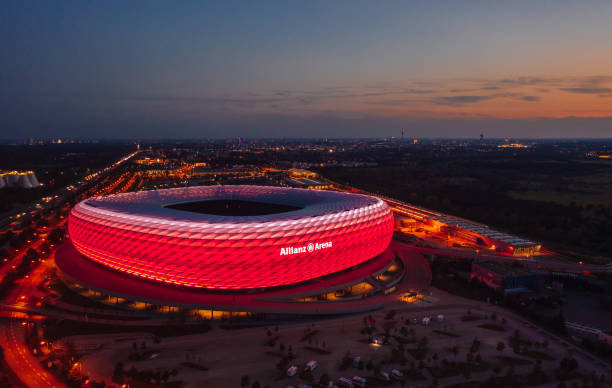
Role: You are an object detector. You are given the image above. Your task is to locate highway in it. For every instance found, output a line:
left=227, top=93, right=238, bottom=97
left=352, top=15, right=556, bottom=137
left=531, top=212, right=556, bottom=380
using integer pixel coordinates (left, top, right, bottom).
left=0, top=151, right=139, bottom=388
left=405, top=241, right=612, bottom=274
left=0, top=252, right=67, bottom=388
left=0, top=313, right=64, bottom=388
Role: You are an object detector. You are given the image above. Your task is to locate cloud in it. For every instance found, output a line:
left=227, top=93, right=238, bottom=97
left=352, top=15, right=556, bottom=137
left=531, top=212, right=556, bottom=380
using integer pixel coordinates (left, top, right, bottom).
left=561, top=87, right=612, bottom=94
left=399, top=88, right=435, bottom=95
left=498, top=77, right=550, bottom=85
left=431, top=95, right=491, bottom=105
left=121, top=95, right=285, bottom=105
left=366, top=99, right=420, bottom=106
left=520, top=95, right=540, bottom=101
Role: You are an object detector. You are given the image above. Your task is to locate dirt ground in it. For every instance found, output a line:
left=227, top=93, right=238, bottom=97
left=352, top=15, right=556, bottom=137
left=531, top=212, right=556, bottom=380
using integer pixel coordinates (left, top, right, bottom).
left=65, top=289, right=607, bottom=388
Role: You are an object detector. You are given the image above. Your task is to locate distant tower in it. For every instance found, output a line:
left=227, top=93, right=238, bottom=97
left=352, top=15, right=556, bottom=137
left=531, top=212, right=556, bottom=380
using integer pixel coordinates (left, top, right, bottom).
left=401, top=129, right=405, bottom=140
left=480, top=133, right=484, bottom=142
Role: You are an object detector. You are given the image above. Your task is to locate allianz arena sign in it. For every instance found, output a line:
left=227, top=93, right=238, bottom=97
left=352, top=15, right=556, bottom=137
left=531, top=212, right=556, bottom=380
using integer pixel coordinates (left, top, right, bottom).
left=280, top=241, right=333, bottom=256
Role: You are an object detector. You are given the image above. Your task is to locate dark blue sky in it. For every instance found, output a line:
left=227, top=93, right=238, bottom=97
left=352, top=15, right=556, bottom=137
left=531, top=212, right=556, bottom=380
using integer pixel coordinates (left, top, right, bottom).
left=1, top=1, right=612, bottom=139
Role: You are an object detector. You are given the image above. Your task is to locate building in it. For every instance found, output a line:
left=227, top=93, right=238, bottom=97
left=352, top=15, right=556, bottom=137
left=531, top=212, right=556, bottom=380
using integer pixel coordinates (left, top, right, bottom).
left=0, top=171, right=40, bottom=189
left=288, top=168, right=318, bottom=178
left=53, top=185, right=426, bottom=316
left=385, top=196, right=541, bottom=256
left=285, top=177, right=330, bottom=190
left=471, top=261, right=541, bottom=293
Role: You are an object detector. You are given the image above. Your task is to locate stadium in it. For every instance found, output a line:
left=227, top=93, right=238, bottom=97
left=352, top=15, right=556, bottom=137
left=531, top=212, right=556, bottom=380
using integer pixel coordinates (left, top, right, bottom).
left=56, top=186, right=431, bottom=316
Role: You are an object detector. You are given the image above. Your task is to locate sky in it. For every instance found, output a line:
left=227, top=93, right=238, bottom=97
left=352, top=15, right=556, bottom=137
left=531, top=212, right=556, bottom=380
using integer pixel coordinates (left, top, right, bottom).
left=1, top=1, right=612, bottom=139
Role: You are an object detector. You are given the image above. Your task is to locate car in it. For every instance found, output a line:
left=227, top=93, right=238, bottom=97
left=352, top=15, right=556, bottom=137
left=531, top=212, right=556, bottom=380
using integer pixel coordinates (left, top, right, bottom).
left=391, top=369, right=403, bottom=380
left=287, top=365, right=298, bottom=376
left=338, top=377, right=354, bottom=387
left=305, top=360, right=318, bottom=371
left=352, top=376, right=366, bottom=387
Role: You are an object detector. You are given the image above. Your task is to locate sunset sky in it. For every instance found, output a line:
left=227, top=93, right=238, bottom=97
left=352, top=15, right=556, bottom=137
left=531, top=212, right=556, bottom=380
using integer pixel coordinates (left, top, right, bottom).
left=1, top=1, right=611, bottom=138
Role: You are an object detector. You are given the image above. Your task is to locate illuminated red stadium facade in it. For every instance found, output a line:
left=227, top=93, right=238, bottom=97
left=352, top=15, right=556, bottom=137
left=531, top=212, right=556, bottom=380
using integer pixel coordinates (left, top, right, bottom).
left=66, top=186, right=394, bottom=291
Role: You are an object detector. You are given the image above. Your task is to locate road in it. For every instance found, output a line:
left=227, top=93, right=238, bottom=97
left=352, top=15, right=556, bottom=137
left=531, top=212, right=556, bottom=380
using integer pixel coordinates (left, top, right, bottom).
left=0, top=215, right=68, bottom=283
left=0, top=313, right=64, bottom=388
left=0, top=256, right=67, bottom=388
left=0, top=151, right=140, bottom=388
left=411, top=242, right=611, bottom=274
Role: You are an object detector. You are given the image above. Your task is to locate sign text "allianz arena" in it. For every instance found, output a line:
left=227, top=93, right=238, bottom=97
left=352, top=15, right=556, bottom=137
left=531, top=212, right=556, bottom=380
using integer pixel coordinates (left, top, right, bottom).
left=280, top=241, right=333, bottom=256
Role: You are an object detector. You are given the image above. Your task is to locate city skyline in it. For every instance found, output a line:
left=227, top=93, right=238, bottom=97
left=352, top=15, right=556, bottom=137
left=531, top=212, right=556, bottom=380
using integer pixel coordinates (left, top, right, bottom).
left=2, top=1, right=612, bottom=138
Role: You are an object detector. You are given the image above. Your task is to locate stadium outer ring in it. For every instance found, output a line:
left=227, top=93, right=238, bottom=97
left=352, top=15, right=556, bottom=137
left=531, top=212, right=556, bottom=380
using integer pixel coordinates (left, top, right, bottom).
left=66, top=185, right=395, bottom=291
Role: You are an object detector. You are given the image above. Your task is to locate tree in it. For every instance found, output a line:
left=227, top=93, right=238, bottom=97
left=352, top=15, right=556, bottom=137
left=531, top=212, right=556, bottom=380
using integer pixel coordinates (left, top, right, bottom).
left=112, top=362, right=124, bottom=377
left=560, top=356, right=578, bottom=374
left=240, top=375, right=250, bottom=387
left=451, top=345, right=459, bottom=359
left=417, top=336, right=429, bottom=350
left=25, top=248, right=39, bottom=261
left=366, top=360, right=373, bottom=371
left=276, top=357, right=289, bottom=372
left=466, top=352, right=474, bottom=363
left=39, top=243, right=50, bottom=254
left=319, top=373, right=331, bottom=386
left=374, top=363, right=382, bottom=376
left=48, top=228, right=64, bottom=245
left=470, top=337, right=481, bottom=353
left=496, top=341, right=505, bottom=352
